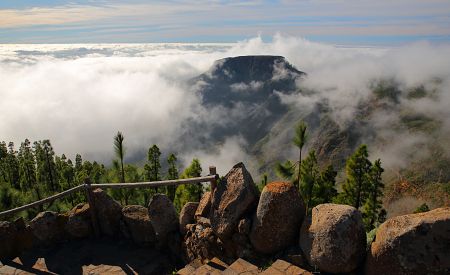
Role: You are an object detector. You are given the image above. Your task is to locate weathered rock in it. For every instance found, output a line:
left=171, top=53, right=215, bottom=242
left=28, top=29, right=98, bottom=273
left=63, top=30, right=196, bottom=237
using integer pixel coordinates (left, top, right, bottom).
left=30, top=211, right=68, bottom=246
left=299, top=203, right=366, bottom=273
left=179, top=202, right=199, bottom=235
left=238, top=218, right=251, bottom=235
left=148, top=194, right=179, bottom=243
left=122, top=205, right=156, bottom=246
left=13, top=217, right=34, bottom=255
left=366, top=207, right=450, bottom=275
left=195, top=191, right=211, bottom=220
left=183, top=220, right=225, bottom=263
left=0, top=221, right=17, bottom=260
left=210, top=162, right=259, bottom=239
left=92, top=188, right=122, bottom=237
left=250, top=182, right=304, bottom=254
left=65, top=203, right=92, bottom=239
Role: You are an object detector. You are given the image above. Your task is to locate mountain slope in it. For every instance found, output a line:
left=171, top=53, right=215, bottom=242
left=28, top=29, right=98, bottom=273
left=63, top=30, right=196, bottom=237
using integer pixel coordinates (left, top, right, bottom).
left=188, top=55, right=449, bottom=215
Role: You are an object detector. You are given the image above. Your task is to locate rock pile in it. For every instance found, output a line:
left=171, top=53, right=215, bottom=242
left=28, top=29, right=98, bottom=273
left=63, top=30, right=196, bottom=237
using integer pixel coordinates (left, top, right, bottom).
left=183, top=162, right=260, bottom=263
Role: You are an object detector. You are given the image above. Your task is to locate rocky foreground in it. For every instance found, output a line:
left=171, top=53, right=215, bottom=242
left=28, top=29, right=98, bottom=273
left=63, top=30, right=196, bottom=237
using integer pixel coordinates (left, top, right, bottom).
left=1, top=162, right=449, bottom=274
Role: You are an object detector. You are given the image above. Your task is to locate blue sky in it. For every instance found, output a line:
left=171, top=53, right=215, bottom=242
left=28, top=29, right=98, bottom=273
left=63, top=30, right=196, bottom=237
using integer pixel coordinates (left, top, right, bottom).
left=1, top=0, right=450, bottom=45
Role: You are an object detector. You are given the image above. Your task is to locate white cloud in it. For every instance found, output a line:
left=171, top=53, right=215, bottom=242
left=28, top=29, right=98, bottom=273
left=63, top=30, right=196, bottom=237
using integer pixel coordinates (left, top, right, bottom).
left=230, top=81, right=263, bottom=92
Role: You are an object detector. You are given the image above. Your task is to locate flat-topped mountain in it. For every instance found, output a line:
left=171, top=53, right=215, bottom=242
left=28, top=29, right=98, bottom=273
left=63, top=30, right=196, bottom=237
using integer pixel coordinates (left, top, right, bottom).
left=193, top=55, right=304, bottom=106
left=187, top=55, right=304, bottom=145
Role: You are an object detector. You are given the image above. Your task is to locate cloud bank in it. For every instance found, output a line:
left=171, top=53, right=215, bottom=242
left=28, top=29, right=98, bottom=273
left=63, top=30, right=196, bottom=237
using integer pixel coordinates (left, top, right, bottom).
left=1, top=36, right=449, bottom=176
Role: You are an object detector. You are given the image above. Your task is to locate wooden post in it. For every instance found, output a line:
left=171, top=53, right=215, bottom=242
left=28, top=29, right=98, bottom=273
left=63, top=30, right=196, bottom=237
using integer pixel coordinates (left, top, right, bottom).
left=85, top=178, right=100, bottom=238
left=209, top=166, right=217, bottom=195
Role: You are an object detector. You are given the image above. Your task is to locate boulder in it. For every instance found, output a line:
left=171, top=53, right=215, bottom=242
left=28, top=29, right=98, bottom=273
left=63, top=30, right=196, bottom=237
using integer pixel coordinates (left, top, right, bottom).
left=14, top=217, right=34, bottom=254
left=30, top=211, right=68, bottom=246
left=366, top=207, right=450, bottom=275
left=148, top=194, right=179, bottom=243
left=183, top=219, right=225, bottom=263
left=179, top=202, right=199, bottom=235
left=65, top=203, right=92, bottom=239
left=0, top=221, right=17, bottom=260
left=250, top=182, right=305, bottom=254
left=210, top=162, right=259, bottom=239
left=195, top=191, right=211, bottom=220
left=92, top=188, right=122, bottom=236
left=299, top=203, right=366, bottom=273
left=122, top=205, right=156, bottom=246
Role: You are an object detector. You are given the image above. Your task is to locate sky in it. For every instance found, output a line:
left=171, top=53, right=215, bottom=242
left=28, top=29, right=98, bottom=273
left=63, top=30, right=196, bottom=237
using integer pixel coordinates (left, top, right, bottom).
left=0, top=0, right=450, bottom=45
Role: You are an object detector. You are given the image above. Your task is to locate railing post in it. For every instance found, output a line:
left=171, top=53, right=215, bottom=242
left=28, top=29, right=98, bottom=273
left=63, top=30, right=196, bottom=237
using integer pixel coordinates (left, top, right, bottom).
left=209, top=166, right=217, bottom=196
left=84, top=178, right=100, bottom=238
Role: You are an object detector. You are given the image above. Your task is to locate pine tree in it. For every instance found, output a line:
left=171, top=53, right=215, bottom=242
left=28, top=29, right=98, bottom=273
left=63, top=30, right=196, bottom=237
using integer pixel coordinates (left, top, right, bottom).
left=340, top=144, right=372, bottom=209
left=362, top=159, right=385, bottom=230
left=0, top=142, right=8, bottom=183
left=113, top=132, right=126, bottom=184
left=144, top=144, right=162, bottom=193
left=275, top=160, right=295, bottom=181
left=174, top=158, right=203, bottom=210
left=75, top=154, right=83, bottom=174
left=300, top=150, right=319, bottom=214
left=6, top=142, right=20, bottom=189
left=293, top=121, right=307, bottom=189
left=313, top=164, right=338, bottom=206
left=18, top=139, right=37, bottom=191
left=166, top=153, right=179, bottom=201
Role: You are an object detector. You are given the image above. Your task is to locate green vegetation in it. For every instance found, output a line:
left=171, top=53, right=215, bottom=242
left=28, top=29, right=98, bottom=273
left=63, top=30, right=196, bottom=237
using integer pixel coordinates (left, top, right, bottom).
left=277, top=121, right=387, bottom=231
left=293, top=120, right=307, bottom=190
left=0, top=133, right=203, bottom=220
left=173, top=158, right=203, bottom=211
left=275, top=121, right=338, bottom=215
left=335, top=145, right=387, bottom=230
left=414, top=203, right=430, bottom=213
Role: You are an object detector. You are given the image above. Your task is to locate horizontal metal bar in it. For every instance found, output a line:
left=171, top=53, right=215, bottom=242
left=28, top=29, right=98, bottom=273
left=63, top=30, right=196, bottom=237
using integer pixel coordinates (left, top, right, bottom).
left=0, top=184, right=86, bottom=219
left=90, top=175, right=217, bottom=189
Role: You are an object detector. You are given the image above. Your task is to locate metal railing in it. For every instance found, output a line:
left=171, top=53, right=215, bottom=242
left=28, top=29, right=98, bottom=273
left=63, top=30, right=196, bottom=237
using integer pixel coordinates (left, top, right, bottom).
left=0, top=166, right=219, bottom=229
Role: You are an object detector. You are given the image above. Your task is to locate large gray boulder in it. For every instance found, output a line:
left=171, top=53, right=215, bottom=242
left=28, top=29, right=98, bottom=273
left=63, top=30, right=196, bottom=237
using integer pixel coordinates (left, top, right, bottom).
left=92, top=188, right=122, bottom=236
left=148, top=194, right=179, bottom=243
left=65, top=203, right=92, bottom=239
left=210, top=162, right=259, bottom=239
left=30, top=211, right=68, bottom=246
left=122, top=205, right=156, bottom=246
left=299, top=204, right=366, bottom=273
left=179, top=202, right=199, bottom=235
left=0, top=221, right=17, bottom=260
left=366, top=207, right=450, bottom=275
left=250, top=181, right=305, bottom=254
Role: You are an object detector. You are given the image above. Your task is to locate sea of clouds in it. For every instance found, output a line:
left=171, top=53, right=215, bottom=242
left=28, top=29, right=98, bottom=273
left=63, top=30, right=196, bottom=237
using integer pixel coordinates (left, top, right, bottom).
left=1, top=35, right=449, bottom=175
